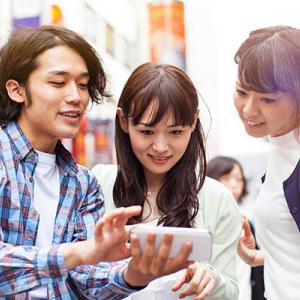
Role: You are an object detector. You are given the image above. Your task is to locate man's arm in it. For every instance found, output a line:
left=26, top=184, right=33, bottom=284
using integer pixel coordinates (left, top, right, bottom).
left=69, top=172, right=192, bottom=299
left=0, top=168, right=69, bottom=295
left=0, top=239, right=69, bottom=295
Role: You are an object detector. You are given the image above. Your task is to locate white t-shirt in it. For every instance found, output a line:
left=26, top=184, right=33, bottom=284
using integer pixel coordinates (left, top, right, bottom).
left=254, top=130, right=300, bottom=300
left=29, top=150, right=60, bottom=299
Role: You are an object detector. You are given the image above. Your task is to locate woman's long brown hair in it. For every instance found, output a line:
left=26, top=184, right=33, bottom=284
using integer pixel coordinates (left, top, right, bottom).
left=113, top=63, right=206, bottom=227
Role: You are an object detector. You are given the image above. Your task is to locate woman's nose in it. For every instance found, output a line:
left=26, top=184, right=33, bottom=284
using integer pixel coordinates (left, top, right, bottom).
left=152, top=141, right=168, bottom=152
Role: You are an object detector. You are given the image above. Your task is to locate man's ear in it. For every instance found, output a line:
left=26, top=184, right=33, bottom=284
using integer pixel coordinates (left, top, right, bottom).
left=192, top=109, right=200, bottom=131
left=116, top=107, right=129, bottom=133
left=5, top=80, right=26, bottom=104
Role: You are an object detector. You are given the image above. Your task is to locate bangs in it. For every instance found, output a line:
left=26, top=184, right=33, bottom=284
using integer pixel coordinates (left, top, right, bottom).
left=237, top=37, right=300, bottom=94
left=129, top=73, right=197, bottom=126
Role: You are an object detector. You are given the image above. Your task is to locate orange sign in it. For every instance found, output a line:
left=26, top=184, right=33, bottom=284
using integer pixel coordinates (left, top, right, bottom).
left=51, top=4, right=63, bottom=25
left=148, top=0, right=186, bottom=69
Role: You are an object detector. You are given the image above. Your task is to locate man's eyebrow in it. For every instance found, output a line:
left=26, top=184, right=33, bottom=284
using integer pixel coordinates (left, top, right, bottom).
left=47, top=70, right=90, bottom=77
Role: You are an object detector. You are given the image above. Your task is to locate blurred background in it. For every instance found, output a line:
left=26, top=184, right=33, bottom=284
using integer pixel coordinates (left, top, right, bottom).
left=1, top=0, right=300, bottom=197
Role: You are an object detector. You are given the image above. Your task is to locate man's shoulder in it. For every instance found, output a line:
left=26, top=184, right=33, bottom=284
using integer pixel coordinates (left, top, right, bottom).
left=0, top=125, right=15, bottom=159
left=0, top=125, right=10, bottom=144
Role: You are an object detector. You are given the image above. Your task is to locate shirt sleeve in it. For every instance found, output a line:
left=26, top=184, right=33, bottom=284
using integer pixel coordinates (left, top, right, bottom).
left=205, top=187, right=242, bottom=300
left=68, top=169, right=142, bottom=299
left=0, top=240, right=69, bottom=295
left=0, top=167, right=69, bottom=295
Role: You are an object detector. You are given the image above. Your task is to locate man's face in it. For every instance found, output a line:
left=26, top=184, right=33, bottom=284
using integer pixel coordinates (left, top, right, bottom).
left=16, top=45, right=90, bottom=153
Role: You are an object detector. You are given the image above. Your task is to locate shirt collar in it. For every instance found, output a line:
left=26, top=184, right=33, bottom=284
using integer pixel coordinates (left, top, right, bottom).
left=5, top=121, right=78, bottom=176
left=5, top=121, right=33, bottom=160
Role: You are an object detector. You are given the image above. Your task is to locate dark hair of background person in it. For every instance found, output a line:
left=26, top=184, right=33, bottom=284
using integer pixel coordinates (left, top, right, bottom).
left=0, top=25, right=109, bottom=126
left=207, top=156, right=248, bottom=202
left=113, top=62, right=206, bottom=227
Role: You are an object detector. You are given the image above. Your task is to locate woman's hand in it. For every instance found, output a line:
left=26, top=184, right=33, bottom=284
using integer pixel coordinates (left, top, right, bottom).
left=123, top=232, right=193, bottom=288
left=172, top=262, right=217, bottom=299
left=237, top=217, right=264, bottom=267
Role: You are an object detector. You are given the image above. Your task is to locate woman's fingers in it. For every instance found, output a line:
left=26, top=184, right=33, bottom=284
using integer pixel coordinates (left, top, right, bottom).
left=172, top=270, right=189, bottom=291
left=151, top=233, right=173, bottom=274
left=194, top=278, right=215, bottom=299
left=179, top=265, right=205, bottom=297
left=242, top=217, right=252, bottom=237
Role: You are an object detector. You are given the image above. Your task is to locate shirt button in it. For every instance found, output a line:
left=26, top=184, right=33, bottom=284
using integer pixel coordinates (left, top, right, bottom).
left=29, top=176, right=33, bottom=182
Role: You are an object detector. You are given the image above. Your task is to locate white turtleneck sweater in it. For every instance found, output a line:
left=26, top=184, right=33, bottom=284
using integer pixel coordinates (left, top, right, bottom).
left=254, top=129, right=300, bottom=300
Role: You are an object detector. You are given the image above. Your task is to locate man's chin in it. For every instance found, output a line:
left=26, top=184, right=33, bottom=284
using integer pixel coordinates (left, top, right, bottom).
left=59, top=130, right=80, bottom=140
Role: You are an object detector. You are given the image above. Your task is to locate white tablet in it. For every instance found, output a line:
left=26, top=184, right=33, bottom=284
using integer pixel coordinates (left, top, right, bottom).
left=129, top=225, right=212, bottom=262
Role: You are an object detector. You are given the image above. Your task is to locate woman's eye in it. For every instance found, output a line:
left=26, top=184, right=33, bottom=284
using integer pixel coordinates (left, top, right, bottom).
left=236, top=89, right=247, bottom=96
left=140, top=130, right=153, bottom=136
left=261, top=97, right=275, bottom=104
left=170, top=130, right=183, bottom=135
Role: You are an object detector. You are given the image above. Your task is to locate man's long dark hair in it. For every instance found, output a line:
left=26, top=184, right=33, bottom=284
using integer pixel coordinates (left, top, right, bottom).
left=113, top=63, right=206, bottom=228
left=0, top=25, right=108, bottom=126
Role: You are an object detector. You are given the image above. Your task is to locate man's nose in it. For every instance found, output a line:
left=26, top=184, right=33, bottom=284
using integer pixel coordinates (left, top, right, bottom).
left=65, top=82, right=81, bottom=103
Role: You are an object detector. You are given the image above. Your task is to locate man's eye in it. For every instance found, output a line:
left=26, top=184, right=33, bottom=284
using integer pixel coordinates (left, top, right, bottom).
left=79, top=83, right=88, bottom=89
left=50, top=82, right=64, bottom=86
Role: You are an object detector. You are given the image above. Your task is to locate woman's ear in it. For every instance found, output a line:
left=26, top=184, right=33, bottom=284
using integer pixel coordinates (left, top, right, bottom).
left=116, top=107, right=129, bottom=133
left=192, top=109, right=200, bottom=131
left=5, top=80, right=26, bottom=104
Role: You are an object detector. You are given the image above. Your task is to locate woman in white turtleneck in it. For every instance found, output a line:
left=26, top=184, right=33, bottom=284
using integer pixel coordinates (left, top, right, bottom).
left=234, top=25, right=300, bottom=300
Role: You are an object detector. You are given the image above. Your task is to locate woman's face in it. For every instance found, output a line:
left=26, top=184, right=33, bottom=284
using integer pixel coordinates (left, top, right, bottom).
left=219, top=164, right=244, bottom=202
left=121, top=101, right=197, bottom=183
left=234, top=81, right=299, bottom=138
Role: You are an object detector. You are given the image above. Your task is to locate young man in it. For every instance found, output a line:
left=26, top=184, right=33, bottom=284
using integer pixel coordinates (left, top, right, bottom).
left=0, top=26, right=191, bottom=300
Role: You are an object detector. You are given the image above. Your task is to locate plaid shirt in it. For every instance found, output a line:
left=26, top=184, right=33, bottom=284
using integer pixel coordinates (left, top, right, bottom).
left=0, top=122, right=136, bottom=300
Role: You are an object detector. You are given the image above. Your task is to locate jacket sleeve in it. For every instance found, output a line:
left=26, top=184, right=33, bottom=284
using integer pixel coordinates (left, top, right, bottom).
left=201, top=180, right=242, bottom=300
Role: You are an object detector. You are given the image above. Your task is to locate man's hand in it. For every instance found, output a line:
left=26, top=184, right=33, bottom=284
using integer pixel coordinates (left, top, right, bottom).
left=64, top=206, right=141, bottom=269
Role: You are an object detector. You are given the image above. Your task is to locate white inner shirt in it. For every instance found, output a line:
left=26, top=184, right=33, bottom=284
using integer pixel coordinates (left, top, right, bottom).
left=29, top=150, right=60, bottom=299
left=254, top=130, right=300, bottom=300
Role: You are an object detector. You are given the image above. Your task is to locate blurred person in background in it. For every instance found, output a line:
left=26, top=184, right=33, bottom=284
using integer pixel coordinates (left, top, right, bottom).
left=0, top=25, right=193, bottom=300
left=207, top=156, right=265, bottom=300
left=93, top=62, right=241, bottom=300
left=234, top=25, right=300, bottom=300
